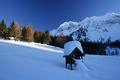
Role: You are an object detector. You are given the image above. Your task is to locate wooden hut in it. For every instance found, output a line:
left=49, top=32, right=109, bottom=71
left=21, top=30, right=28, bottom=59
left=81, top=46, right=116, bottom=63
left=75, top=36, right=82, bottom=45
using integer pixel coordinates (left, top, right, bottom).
left=63, top=41, right=84, bottom=70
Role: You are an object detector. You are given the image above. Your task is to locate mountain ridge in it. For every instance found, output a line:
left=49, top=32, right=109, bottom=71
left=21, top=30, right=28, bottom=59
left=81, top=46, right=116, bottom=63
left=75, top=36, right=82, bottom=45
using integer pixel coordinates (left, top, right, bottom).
left=50, top=13, right=120, bottom=42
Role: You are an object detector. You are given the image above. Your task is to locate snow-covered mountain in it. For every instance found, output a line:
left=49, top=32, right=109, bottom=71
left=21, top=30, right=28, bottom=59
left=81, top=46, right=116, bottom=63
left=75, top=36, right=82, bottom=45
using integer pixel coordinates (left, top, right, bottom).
left=50, top=21, right=79, bottom=36
left=50, top=13, right=120, bottom=42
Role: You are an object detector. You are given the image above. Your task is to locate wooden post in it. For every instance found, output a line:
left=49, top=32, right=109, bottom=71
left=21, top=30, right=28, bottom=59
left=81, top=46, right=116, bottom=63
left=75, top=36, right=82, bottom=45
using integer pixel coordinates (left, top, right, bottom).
left=70, top=64, right=72, bottom=70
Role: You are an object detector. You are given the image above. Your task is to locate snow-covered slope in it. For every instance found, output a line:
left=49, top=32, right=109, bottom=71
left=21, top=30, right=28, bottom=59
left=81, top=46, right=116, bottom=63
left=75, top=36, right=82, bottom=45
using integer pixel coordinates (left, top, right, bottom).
left=50, top=13, right=120, bottom=42
left=0, top=40, right=120, bottom=80
left=0, top=39, right=63, bottom=53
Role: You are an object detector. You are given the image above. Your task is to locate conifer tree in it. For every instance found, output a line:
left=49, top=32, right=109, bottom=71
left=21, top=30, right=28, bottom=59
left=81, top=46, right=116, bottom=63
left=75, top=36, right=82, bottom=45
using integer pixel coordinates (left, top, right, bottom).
left=21, top=27, right=27, bottom=41
left=8, top=21, right=21, bottom=40
left=34, top=31, right=43, bottom=43
left=8, top=21, right=15, bottom=37
left=0, top=20, right=8, bottom=38
left=41, top=31, right=51, bottom=44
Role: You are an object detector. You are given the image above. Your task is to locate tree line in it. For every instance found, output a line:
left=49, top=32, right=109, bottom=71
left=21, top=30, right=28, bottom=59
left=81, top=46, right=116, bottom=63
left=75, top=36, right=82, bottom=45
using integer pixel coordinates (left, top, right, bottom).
left=0, top=19, right=120, bottom=55
left=0, top=20, right=75, bottom=48
left=0, top=20, right=52, bottom=44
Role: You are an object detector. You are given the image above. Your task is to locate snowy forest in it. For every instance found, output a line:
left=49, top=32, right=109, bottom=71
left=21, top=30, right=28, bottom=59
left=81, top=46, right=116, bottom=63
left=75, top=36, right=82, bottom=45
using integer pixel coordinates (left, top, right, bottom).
left=0, top=19, right=120, bottom=55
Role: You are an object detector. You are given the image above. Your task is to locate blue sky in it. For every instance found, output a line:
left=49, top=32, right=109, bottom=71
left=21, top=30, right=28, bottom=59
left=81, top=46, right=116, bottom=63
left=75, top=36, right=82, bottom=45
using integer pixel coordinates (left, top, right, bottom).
left=0, top=0, right=120, bottom=31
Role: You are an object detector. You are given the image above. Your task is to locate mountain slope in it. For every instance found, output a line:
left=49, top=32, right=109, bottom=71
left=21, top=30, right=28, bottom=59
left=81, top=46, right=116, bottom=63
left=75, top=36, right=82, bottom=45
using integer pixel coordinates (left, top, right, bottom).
left=50, top=21, right=79, bottom=36
left=0, top=40, right=120, bottom=80
left=50, top=13, right=120, bottom=42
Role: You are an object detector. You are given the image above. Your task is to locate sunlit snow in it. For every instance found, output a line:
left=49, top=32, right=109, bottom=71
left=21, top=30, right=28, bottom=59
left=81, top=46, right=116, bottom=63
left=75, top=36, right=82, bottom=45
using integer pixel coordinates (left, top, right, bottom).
left=0, top=40, right=120, bottom=80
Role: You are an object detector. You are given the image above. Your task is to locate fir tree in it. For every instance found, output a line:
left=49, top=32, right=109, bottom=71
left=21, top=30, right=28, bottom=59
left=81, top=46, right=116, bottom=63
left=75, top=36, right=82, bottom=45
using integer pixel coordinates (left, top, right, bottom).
left=8, top=21, right=15, bottom=37
left=21, top=27, right=27, bottom=41
left=42, top=31, right=51, bottom=44
left=33, top=31, right=43, bottom=43
left=0, top=20, right=8, bottom=38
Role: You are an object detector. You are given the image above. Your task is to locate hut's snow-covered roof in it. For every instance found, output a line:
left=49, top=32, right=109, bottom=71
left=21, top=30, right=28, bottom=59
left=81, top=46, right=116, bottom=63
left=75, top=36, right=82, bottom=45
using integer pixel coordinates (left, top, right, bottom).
left=64, top=41, right=84, bottom=56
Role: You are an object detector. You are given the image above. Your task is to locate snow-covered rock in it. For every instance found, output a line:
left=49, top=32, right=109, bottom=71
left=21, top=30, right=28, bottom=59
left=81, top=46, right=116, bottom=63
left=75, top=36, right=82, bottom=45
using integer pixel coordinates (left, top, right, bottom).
left=64, top=41, right=83, bottom=56
left=50, top=13, right=120, bottom=42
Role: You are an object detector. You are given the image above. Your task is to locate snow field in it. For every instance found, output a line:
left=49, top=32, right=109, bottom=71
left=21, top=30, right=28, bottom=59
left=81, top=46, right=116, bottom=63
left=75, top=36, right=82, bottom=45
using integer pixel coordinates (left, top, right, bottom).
left=0, top=40, right=120, bottom=80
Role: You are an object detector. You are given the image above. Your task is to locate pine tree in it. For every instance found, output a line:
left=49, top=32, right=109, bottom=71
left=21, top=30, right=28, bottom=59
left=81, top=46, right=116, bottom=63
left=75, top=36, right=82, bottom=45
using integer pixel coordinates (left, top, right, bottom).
left=8, top=21, right=21, bottom=40
left=33, top=31, right=43, bottom=43
left=0, top=20, right=8, bottom=38
left=49, top=36, right=56, bottom=46
left=41, top=31, right=51, bottom=44
left=8, top=21, right=15, bottom=37
left=21, top=27, right=27, bottom=41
